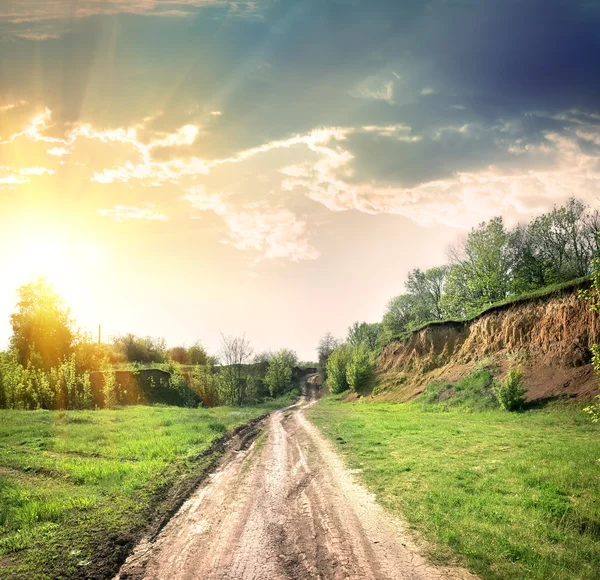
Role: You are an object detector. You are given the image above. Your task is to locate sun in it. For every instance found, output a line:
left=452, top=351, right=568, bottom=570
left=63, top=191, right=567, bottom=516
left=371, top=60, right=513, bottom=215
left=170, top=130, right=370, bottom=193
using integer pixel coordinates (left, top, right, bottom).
left=11, top=227, right=107, bottom=317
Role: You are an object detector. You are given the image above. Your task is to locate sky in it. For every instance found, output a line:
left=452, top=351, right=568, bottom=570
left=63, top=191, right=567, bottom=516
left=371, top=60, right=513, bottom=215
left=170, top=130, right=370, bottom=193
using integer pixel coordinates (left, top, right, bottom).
left=2, top=0, right=600, bottom=360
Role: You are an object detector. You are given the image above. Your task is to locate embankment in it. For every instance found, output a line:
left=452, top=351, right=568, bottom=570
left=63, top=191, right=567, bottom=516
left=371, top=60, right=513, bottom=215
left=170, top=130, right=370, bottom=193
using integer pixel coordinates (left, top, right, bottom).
left=376, top=280, right=600, bottom=402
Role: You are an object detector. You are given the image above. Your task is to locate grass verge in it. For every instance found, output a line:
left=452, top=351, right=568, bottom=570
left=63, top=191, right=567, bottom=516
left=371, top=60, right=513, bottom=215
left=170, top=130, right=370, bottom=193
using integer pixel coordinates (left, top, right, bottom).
left=308, top=396, right=600, bottom=579
left=0, top=390, right=297, bottom=579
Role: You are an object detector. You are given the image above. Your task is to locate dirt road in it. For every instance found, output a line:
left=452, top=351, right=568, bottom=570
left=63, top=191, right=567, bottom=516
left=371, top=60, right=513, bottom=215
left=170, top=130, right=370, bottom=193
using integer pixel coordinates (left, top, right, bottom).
left=117, top=389, right=473, bottom=580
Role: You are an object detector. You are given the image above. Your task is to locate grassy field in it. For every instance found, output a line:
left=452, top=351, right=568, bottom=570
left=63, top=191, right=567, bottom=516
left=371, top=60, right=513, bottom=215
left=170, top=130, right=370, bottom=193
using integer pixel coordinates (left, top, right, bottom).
left=308, top=396, right=600, bottom=579
left=0, top=392, right=297, bottom=579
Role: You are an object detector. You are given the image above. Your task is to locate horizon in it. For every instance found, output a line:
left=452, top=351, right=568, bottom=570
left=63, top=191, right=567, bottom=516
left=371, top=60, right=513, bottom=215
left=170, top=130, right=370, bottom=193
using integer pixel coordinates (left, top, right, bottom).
left=3, top=0, right=600, bottom=360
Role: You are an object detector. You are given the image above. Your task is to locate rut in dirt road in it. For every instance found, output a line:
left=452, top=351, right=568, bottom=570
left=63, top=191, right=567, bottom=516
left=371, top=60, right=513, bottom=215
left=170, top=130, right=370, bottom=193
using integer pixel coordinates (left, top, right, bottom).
left=117, top=389, right=474, bottom=580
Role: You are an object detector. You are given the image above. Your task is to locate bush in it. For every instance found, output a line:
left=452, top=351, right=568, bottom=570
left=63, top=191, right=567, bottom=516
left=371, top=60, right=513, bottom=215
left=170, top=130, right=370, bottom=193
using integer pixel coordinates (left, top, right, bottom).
left=190, top=363, right=220, bottom=408
left=346, top=344, right=374, bottom=391
left=326, top=345, right=351, bottom=394
left=584, top=344, right=600, bottom=422
left=495, top=366, right=527, bottom=411
left=265, top=350, right=294, bottom=397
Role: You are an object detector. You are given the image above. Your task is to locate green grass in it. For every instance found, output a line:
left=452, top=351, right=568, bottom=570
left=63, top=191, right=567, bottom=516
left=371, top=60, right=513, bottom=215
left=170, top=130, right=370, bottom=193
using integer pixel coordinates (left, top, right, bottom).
left=418, top=370, right=499, bottom=412
left=0, top=391, right=297, bottom=579
left=308, top=396, right=600, bottom=579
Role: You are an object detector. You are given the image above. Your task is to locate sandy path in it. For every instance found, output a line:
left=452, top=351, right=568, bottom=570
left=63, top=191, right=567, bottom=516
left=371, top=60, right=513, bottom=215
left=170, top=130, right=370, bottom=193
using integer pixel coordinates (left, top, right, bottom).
left=117, top=390, right=474, bottom=580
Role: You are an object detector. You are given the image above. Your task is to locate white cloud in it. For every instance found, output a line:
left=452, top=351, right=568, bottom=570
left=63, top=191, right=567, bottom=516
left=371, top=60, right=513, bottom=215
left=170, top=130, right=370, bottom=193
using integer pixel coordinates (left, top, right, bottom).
left=183, top=186, right=228, bottom=215
left=47, top=147, right=71, bottom=157
left=183, top=189, right=319, bottom=262
left=0, top=101, right=27, bottom=113
left=351, top=81, right=395, bottom=103
left=97, top=205, right=168, bottom=222
left=421, top=87, right=436, bottom=95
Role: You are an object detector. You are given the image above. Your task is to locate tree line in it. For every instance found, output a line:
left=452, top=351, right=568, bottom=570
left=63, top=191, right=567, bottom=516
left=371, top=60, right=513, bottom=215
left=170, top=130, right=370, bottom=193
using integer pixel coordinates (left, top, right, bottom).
left=0, top=279, right=304, bottom=410
left=317, top=197, right=600, bottom=395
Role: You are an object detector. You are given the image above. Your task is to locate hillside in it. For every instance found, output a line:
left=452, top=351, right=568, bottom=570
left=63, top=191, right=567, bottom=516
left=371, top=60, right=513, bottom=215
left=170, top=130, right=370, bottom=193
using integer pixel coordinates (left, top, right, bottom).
left=374, top=280, right=600, bottom=402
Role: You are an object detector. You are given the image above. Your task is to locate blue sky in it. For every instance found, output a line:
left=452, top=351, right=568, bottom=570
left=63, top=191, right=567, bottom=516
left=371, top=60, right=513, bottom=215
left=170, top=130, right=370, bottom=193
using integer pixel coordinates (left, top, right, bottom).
left=1, top=0, right=600, bottom=359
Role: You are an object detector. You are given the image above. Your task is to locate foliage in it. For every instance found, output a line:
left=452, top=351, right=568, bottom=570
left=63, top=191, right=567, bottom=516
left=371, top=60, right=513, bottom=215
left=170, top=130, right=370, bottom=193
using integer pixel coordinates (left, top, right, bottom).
left=583, top=244, right=600, bottom=421
left=326, top=345, right=351, bottom=394
left=382, top=294, right=418, bottom=338
left=495, top=366, right=527, bottom=411
left=346, top=343, right=374, bottom=391
left=10, top=279, right=75, bottom=370
left=216, top=334, right=254, bottom=406
left=347, top=321, right=382, bottom=350
left=317, top=332, right=339, bottom=380
left=0, top=352, right=92, bottom=410
left=112, top=334, right=168, bottom=364
left=309, top=399, right=600, bottom=580
left=190, top=363, right=220, bottom=408
left=405, top=266, right=447, bottom=322
left=264, top=350, right=295, bottom=397
left=382, top=197, right=600, bottom=339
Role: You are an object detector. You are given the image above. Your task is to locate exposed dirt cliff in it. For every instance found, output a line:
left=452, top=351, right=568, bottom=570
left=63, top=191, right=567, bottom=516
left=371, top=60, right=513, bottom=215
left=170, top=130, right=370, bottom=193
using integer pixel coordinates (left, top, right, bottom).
left=375, top=281, right=600, bottom=402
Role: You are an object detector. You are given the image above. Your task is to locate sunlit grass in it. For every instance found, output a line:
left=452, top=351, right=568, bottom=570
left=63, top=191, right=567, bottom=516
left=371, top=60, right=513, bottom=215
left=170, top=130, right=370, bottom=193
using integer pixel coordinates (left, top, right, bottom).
left=308, top=397, right=600, bottom=579
left=0, top=393, right=296, bottom=579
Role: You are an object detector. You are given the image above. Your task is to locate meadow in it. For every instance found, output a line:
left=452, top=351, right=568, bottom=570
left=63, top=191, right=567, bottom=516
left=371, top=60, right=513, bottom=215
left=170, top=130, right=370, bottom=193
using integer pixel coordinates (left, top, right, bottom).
left=308, top=397, right=600, bottom=580
left=0, top=393, right=296, bottom=580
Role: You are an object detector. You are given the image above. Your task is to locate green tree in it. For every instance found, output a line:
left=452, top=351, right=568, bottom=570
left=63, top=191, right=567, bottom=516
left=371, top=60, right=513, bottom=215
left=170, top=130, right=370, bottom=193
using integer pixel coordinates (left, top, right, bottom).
left=347, top=322, right=382, bottom=350
left=346, top=344, right=374, bottom=391
left=10, top=279, right=75, bottom=370
left=189, top=362, right=220, bottom=408
left=188, top=342, right=208, bottom=366
left=265, top=350, right=294, bottom=397
left=317, top=332, right=339, bottom=381
left=405, top=266, right=448, bottom=322
left=217, top=333, right=253, bottom=406
left=326, top=345, right=351, bottom=394
left=382, top=294, right=417, bottom=337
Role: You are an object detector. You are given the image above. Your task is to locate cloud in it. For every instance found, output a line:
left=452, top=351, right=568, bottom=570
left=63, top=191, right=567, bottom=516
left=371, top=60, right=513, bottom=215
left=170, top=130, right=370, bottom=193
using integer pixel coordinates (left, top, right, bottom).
left=97, top=205, right=168, bottom=222
left=183, top=188, right=319, bottom=262
left=0, top=101, right=27, bottom=112
left=0, top=165, right=54, bottom=186
left=47, top=147, right=71, bottom=157
left=0, top=1, right=260, bottom=23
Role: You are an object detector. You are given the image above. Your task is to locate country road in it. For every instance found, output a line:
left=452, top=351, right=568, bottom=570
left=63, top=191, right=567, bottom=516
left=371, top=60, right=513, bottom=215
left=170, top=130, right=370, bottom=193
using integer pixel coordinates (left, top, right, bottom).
left=117, top=387, right=473, bottom=580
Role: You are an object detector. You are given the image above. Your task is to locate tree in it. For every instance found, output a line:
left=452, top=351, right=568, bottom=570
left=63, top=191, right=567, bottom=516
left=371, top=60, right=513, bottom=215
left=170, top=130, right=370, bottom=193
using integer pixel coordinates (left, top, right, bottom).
left=382, top=294, right=417, bottom=337
left=347, top=322, right=382, bottom=350
left=10, top=279, right=75, bottom=370
left=265, top=350, right=294, bottom=397
left=405, top=266, right=447, bottom=322
left=190, top=362, right=220, bottom=407
left=317, top=332, right=339, bottom=380
left=188, top=342, right=208, bottom=366
left=113, top=334, right=168, bottom=363
left=217, top=333, right=253, bottom=406
left=528, top=197, right=596, bottom=283
left=443, top=217, right=511, bottom=315
left=326, top=345, right=351, bottom=394
left=169, top=346, right=189, bottom=364
left=346, top=344, right=374, bottom=391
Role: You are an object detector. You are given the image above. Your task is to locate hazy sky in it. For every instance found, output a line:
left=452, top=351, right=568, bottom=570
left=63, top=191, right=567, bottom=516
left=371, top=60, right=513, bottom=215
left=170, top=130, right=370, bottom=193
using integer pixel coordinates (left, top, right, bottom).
left=2, top=0, right=600, bottom=360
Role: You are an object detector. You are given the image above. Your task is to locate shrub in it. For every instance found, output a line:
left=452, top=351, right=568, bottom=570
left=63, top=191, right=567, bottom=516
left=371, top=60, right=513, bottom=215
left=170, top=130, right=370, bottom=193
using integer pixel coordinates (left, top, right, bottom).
left=265, top=350, right=294, bottom=397
left=495, top=366, right=527, bottom=411
left=326, top=345, right=351, bottom=394
left=190, top=363, right=219, bottom=408
left=346, top=344, right=374, bottom=391
left=584, top=344, right=600, bottom=422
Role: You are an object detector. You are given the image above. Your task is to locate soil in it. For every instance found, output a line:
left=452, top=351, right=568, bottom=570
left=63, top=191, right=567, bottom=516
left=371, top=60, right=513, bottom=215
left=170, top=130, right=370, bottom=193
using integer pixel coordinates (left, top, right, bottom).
left=116, top=388, right=474, bottom=580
